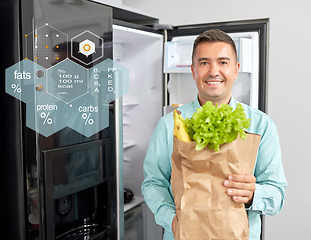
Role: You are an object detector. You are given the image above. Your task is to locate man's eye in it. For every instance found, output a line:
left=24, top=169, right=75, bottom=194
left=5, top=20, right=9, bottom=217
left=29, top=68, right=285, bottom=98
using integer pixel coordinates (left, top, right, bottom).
left=220, top=61, right=228, bottom=65
left=200, top=62, right=208, bottom=65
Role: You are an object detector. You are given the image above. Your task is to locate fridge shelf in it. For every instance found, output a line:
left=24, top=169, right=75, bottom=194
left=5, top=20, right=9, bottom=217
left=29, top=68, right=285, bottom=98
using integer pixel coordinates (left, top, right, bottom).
left=124, top=157, right=131, bottom=162
left=123, top=102, right=139, bottom=107
left=123, top=120, right=131, bottom=125
left=124, top=196, right=144, bottom=213
left=165, top=67, right=192, bottom=73
left=123, top=142, right=136, bottom=149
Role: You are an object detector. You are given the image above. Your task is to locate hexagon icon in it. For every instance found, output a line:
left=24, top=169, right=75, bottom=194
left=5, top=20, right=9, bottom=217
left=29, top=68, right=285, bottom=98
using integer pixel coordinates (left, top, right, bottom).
left=89, top=58, right=129, bottom=103
left=24, top=23, right=68, bottom=69
left=26, top=93, right=67, bottom=137
left=71, top=30, right=104, bottom=66
left=47, top=59, right=87, bottom=103
left=68, top=93, right=109, bottom=137
left=79, top=39, right=95, bottom=57
left=5, top=59, right=46, bottom=103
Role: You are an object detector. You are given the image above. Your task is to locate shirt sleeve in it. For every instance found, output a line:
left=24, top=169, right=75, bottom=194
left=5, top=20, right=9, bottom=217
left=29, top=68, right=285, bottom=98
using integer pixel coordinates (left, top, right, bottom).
left=248, top=118, right=287, bottom=215
left=141, top=118, right=176, bottom=234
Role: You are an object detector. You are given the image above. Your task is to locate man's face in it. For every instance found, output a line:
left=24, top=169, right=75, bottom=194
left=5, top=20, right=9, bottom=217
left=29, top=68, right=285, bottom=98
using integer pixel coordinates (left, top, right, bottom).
left=191, top=41, right=240, bottom=106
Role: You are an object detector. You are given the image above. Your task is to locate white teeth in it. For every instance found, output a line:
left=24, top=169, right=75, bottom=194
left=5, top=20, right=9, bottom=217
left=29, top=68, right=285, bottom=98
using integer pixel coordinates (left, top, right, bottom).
left=207, top=81, right=221, bottom=84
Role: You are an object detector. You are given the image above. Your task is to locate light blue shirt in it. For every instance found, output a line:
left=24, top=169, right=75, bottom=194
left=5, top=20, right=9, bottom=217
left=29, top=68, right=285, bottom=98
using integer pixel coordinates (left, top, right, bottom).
left=141, top=96, right=287, bottom=240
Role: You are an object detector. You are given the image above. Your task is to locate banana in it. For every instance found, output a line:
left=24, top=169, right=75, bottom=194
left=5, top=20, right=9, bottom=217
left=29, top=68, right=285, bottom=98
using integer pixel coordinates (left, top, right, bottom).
left=173, top=109, right=192, bottom=142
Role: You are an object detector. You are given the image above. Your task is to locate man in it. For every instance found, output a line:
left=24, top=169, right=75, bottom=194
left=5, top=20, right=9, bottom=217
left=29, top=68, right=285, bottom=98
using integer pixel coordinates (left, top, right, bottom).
left=141, top=29, right=287, bottom=240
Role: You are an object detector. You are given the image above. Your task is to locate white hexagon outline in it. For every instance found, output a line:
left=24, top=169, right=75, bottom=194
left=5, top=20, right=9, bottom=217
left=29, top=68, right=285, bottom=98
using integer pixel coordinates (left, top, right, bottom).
left=79, top=39, right=96, bottom=57
left=26, top=92, right=68, bottom=137
left=67, top=93, right=109, bottom=137
left=24, top=23, right=69, bottom=65
left=71, top=30, right=104, bottom=66
left=5, top=58, right=47, bottom=103
left=46, top=59, right=88, bottom=104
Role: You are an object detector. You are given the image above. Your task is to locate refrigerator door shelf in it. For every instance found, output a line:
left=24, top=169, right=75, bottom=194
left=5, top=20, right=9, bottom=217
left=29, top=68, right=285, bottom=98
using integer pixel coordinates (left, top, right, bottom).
left=123, top=142, right=136, bottom=149
left=123, top=102, right=139, bottom=106
left=123, top=120, right=131, bottom=125
left=124, top=196, right=144, bottom=213
left=164, top=40, right=194, bottom=73
left=234, top=37, right=253, bottom=73
left=124, top=157, right=131, bottom=162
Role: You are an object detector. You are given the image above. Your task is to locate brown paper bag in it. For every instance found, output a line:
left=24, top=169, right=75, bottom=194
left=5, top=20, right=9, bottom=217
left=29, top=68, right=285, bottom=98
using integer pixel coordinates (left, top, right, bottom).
left=171, top=133, right=261, bottom=240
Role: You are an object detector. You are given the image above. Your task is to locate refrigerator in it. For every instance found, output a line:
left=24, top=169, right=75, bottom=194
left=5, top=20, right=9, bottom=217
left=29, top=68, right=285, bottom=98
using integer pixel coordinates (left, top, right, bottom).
left=0, top=0, right=268, bottom=239
left=0, top=0, right=125, bottom=240
left=113, top=16, right=268, bottom=240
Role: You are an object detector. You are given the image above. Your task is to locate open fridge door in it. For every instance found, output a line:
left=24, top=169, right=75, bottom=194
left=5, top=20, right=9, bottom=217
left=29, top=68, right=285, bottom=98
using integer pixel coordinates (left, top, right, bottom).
left=113, top=24, right=164, bottom=240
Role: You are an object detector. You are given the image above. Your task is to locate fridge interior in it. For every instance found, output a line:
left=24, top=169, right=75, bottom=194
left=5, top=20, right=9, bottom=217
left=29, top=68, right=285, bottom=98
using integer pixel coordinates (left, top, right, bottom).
left=112, top=24, right=164, bottom=239
left=164, top=31, right=259, bottom=109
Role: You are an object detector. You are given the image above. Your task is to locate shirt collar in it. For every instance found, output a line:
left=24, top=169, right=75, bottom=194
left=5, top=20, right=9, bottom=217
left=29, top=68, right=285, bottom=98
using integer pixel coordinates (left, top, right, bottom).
left=194, top=95, right=201, bottom=109
left=195, top=95, right=237, bottom=109
left=228, top=96, right=237, bottom=109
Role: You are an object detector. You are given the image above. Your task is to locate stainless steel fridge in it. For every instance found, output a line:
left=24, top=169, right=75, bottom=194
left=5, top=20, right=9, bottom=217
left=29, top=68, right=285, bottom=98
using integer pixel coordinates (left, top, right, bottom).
left=0, top=0, right=268, bottom=238
left=0, top=0, right=124, bottom=240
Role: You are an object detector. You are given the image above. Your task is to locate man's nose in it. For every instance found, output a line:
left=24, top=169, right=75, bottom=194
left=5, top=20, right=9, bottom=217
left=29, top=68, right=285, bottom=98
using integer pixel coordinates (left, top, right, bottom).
left=208, top=62, right=219, bottom=77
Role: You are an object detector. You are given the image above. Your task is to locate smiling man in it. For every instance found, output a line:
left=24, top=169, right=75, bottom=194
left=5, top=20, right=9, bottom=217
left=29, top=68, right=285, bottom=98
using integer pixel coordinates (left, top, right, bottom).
left=141, top=29, right=287, bottom=240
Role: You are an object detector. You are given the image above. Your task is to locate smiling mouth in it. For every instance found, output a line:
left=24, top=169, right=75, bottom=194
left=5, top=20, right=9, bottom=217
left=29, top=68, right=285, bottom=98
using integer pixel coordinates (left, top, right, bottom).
left=205, top=81, right=223, bottom=85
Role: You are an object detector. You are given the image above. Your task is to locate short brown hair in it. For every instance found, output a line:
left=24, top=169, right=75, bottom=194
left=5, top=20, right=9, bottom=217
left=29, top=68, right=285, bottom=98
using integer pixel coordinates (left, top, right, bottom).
left=192, top=29, right=237, bottom=63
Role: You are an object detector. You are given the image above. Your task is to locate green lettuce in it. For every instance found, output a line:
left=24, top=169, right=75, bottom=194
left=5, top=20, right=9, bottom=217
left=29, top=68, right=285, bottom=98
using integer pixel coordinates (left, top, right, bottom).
left=183, top=101, right=251, bottom=151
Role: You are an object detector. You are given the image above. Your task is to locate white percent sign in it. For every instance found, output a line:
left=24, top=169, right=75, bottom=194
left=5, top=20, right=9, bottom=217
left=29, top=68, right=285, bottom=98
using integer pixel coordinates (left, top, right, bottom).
left=11, top=84, right=22, bottom=93
left=40, top=112, right=53, bottom=124
left=82, top=113, right=94, bottom=125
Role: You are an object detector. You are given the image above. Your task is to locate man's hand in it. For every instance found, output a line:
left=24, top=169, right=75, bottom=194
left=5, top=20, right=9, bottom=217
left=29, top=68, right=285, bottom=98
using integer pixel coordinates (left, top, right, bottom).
left=172, top=214, right=177, bottom=237
left=223, top=171, right=256, bottom=206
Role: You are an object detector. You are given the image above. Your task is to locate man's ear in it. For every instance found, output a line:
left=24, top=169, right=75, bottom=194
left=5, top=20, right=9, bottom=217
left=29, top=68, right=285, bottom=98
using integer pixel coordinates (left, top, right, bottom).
left=234, top=62, right=240, bottom=80
left=191, top=64, right=195, bottom=80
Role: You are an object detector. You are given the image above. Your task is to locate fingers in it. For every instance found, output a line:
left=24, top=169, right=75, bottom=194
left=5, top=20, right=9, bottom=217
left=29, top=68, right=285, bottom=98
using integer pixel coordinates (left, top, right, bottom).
left=224, top=175, right=256, bottom=190
left=226, top=188, right=253, bottom=203
left=224, top=178, right=256, bottom=192
left=228, top=173, right=256, bottom=184
left=223, top=173, right=256, bottom=204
